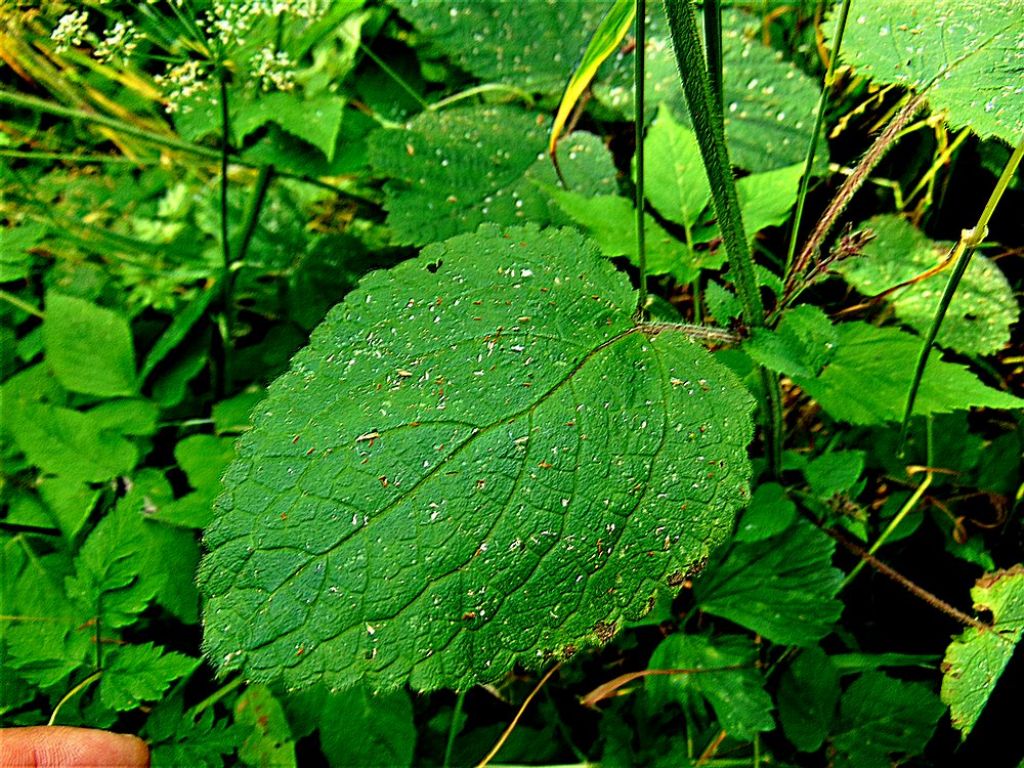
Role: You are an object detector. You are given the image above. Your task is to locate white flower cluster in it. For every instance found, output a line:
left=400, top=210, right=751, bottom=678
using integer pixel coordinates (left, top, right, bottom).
left=94, top=20, right=140, bottom=64
left=50, top=10, right=89, bottom=52
left=153, top=60, right=211, bottom=113
left=251, top=46, right=297, bottom=92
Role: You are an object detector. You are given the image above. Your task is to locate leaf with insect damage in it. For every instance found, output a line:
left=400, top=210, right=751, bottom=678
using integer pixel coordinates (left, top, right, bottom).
left=199, top=224, right=754, bottom=692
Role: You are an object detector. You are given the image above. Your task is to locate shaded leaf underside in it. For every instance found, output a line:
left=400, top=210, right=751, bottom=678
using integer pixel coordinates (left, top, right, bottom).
left=200, top=225, right=753, bottom=692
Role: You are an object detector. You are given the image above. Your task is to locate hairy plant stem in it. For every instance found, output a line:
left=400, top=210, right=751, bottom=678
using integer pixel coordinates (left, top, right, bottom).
left=898, top=131, right=1024, bottom=450
left=662, top=0, right=782, bottom=475
left=783, top=0, right=852, bottom=279
left=702, top=0, right=723, bottom=111
left=827, top=528, right=991, bottom=632
left=781, top=91, right=928, bottom=310
left=634, top=0, right=648, bottom=316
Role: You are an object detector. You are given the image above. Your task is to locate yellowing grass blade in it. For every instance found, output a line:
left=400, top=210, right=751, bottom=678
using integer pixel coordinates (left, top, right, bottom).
left=549, top=0, right=635, bottom=172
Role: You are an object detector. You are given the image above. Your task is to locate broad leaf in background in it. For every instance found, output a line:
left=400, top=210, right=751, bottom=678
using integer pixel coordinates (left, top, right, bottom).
left=645, top=632, right=774, bottom=740
left=790, top=322, right=1024, bottom=424
left=941, top=565, right=1024, bottom=738
left=369, top=107, right=617, bottom=245
left=235, top=684, right=297, bottom=768
left=43, top=293, right=137, bottom=397
left=835, top=215, right=1015, bottom=356
left=776, top=646, right=840, bottom=753
left=733, top=482, right=797, bottom=542
left=299, top=686, right=417, bottom=767
left=200, top=224, right=754, bottom=692
left=837, top=0, right=1024, bottom=143
left=394, top=0, right=613, bottom=96
left=642, top=105, right=711, bottom=230
left=830, top=672, right=944, bottom=768
left=596, top=9, right=824, bottom=172
left=694, top=519, right=843, bottom=647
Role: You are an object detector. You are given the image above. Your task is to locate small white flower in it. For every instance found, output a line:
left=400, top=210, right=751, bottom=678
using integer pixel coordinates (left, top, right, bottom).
left=250, top=46, right=296, bottom=92
left=51, top=10, right=90, bottom=52
left=154, top=59, right=210, bottom=113
left=95, top=20, right=140, bottom=63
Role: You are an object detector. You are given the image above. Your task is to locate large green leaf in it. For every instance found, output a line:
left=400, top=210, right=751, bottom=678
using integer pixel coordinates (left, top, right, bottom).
left=835, top=215, right=1016, bottom=356
left=642, top=104, right=711, bottom=229
left=369, top=106, right=616, bottom=245
left=645, top=632, right=774, bottom=741
left=394, top=0, right=613, bottom=95
left=42, top=293, right=137, bottom=397
left=941, top=565, right=1024, bottom=738
left=693, top=519, right=843, bottom=647
left=790, top=321, right=1023, bottom=424
left=837, top=0, right=1024, bottom=143
left=830, top=672, right=944, bottom=768
left=777, top=646, right=840, bottom=753
left=199, top=224, right=754, bottom=692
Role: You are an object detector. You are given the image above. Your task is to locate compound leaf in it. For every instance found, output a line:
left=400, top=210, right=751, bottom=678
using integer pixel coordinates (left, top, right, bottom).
left=200, top=224, right=754, bottom=692
left=837, top=0, right=1024, bottom=143
left=941, top=565, right=1024, bottom=738
left=99, top=642, right=200, bottom=711
left=694, top=519, right=843, bottom=647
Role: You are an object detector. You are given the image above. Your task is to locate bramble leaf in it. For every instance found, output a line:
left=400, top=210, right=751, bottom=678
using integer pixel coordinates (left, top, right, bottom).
left=836, top=0, right=1024, bottom=143
left=235, top=684, right=297, bottom=768
left=200, top=224, right=754, bottom=692
left=941, top=565, right=1024, bottom=738
left=835, top=216, right=1015, bottom=356
left=693, top=520, right=843, bottom=647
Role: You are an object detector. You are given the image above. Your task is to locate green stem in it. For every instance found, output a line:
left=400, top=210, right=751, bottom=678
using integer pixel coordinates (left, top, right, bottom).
left=443, top=690, right=467, bottom=768
left=634, top=0, right=648, bottom=316
left=430, top=83, right=534, bottom=111
left=661, top=0, right=762, bottom=325
left=186, top=674, right=244, bottom=720
left=0, top=290, right=45, bottom=319
left=0, top=90, right=357, bottom=197
left=217, top=74, right=233, bottom=398
left=897, top=131, right=1024, bottom=451
left=702, top=0, right=723, bottom=112
left=840, top=472, right=932, bottom=589
left=48, top=671, right=102, bottom=726
left=783, top=0, right=852, bottom=279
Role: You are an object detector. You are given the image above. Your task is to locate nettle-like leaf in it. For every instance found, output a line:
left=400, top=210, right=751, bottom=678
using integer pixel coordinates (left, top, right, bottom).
left=776, top=646, right=840, bottom=753
left=830, top=672, right=944, bottom=768
left=644, top=632, right=775, bottom=741
left=693, top=519, right=843, bottom=647
left=394, top=0, right=613, bottom=95
left=369, top=106, right=616, bottom=246
left=835, top=216, right=1016, bottom=356
left=941, top=565, right=1024, bottom=738
left=597, top=9, right=824, bottom=172
left=789, top=321, right=1023, bottom=425
left=837, top=0, right=1024, bottom=143
left=200, top=225, right=754, bottom=692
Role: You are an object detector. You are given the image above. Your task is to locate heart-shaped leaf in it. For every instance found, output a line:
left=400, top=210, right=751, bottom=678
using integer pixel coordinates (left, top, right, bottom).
left=200, top=225, right=754, bottom=692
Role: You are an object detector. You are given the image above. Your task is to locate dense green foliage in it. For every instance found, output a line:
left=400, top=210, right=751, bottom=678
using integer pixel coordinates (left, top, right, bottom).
left=2, top=1, right=1022, bottom=766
